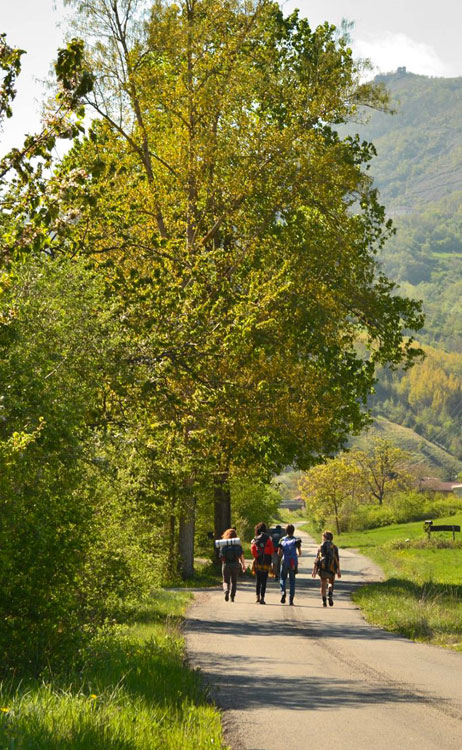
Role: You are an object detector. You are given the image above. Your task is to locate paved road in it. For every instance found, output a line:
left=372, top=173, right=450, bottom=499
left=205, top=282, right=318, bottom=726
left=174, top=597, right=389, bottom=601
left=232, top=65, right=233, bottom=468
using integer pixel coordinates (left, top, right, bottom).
left=185, top=530, right=462, bottom=750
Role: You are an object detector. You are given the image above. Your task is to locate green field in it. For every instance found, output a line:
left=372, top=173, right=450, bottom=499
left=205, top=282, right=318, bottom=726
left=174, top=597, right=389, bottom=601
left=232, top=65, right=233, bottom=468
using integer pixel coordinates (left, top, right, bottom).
left=0, top=591, right=226, bottom=750
left=338, top=516, right=462, bottom=649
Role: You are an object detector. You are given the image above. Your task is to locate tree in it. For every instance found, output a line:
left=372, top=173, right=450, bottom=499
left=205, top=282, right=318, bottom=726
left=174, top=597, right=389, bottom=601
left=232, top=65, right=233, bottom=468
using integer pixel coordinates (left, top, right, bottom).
left=299, top=455, right=361, bottom=534
left=53, top=0, right=423, bottom=574
left=1, top=35, right=93, bottom=265
left=351, top=439, right=412, bottom=505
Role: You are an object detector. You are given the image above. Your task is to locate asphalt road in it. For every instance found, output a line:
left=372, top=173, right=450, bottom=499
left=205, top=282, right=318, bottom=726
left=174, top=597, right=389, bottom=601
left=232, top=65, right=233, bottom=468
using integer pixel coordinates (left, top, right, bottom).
left=185, top=529, right=462, bottom=750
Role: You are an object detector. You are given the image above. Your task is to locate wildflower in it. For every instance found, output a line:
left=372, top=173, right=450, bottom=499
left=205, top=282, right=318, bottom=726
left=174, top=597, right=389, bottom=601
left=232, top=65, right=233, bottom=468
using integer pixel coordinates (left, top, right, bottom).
left=1, top=708, right=9, bottom=713
left=90, top=694, right=98, bottom=700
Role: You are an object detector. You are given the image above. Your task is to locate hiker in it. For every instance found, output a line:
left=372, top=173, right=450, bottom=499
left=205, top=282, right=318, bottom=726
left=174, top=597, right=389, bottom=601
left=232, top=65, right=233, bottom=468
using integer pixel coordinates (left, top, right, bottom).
left=218, top=528, right=246, bottom=602
left=251, top=522, right=274, bottom=604
left=312, top=530, right=341, bottom=607
left=278, top=524, right=302, bottom=605
left=269, top=524, right=283, bottom=580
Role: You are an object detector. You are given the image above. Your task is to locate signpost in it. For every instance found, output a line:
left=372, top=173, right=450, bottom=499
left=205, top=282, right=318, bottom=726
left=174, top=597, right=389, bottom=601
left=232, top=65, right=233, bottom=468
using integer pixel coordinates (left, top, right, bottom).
left=424, top=520, right=461, bottom=541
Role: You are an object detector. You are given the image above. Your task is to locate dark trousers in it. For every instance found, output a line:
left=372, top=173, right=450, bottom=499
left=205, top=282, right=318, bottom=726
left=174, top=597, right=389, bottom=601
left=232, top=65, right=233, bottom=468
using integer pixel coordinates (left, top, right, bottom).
left=256, top=570, right=269, bottom=600
left=222, top=563, right=239, bottom=598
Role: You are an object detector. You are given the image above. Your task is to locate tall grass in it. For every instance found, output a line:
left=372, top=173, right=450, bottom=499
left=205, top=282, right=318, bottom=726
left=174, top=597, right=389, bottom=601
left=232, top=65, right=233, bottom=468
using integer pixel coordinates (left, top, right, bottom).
left=354, top=579, right=462, bottom=649
left=0, top=591, right=226, bottom=749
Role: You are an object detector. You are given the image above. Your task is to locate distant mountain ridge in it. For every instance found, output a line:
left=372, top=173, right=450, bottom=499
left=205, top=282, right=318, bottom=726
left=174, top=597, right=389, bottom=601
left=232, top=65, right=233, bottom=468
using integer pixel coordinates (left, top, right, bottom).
left=354, top=69, right=462, bottom=210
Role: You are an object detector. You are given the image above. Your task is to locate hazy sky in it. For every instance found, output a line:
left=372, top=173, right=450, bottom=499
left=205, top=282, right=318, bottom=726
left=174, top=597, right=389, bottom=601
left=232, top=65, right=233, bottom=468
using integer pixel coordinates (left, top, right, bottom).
left=1, top=0, right=462, bottom=150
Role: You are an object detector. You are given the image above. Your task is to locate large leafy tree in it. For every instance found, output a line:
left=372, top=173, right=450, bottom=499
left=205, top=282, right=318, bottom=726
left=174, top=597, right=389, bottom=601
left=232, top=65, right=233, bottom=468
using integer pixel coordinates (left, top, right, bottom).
left=299, top=455, right=361, bottom=535
left=351, top=439, right=412, bottom=505
left=52, top=0, right=423, bottom=574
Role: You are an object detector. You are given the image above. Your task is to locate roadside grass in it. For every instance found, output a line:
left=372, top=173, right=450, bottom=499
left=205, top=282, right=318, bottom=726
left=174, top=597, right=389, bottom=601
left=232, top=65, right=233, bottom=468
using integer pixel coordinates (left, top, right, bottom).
left=0, top=591, right=227, bottom=750
left=337, top=515, right=462, bottom=651
left=172, top=560, right=221, bottom=588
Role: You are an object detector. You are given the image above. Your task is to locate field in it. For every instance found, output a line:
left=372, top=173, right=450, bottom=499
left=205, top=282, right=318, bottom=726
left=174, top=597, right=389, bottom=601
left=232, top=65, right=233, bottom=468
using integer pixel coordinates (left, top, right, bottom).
left=338, top=515, right=462, bottom=649
left=0, top=591, right=226, bottom=750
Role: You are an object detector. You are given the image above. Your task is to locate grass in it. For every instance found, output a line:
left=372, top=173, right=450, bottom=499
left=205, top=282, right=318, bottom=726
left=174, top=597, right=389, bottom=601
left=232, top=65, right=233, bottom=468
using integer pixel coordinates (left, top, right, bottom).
left=172, top=560, right=222, bottom=588
left=0, top=591, right=227, bottom=749
left=337, top=515, right=462, bottom=650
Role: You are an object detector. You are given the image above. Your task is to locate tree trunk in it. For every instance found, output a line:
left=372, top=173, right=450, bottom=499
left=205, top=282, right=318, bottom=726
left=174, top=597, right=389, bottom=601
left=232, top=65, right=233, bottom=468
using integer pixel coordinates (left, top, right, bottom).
left=333, top=500, right=340, bottom=536
left=169, top=513, right=176, bottom=562
left=214, top=474, right=231, bottom=541
left=179, top=494, right=196, bottom=579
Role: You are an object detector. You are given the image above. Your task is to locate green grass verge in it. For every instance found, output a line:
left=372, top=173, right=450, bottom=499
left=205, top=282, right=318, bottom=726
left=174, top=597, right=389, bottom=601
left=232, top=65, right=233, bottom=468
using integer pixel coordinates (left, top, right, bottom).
left=172, top=560, right=222, bottom=588
left=337, top=515, right=462, bottom=651
left=0, top=591, right=227, bottom=749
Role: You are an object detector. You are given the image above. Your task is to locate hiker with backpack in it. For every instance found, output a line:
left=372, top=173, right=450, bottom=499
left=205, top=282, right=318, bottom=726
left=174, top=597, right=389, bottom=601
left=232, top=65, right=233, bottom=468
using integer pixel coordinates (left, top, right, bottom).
left=269, top=524, right=283, bottom=580
left=278, top=524, right=302, bottom=605
left=251, top=522, right=274, bottom=604
left=312, top=530, right=341, bottom=607
left=218, top=528, right=246, bottom=602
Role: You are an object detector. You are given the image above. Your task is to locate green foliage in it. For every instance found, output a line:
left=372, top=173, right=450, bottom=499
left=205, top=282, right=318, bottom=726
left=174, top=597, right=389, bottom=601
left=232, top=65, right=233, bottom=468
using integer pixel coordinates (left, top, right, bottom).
left=299, top=454, right=361, bottom=534
left=346, top=492, right=462, bottom=531
left=0, top=2, right=425, bottom=674
left=0, top=257, right=162, bottom=674
left=230, top=477, right=281, bottom=541
left=371, top=346, right=462, bottom=462
left=0, top=34, right=24, bottom=122
left=300, top=432, right=462, bottom=533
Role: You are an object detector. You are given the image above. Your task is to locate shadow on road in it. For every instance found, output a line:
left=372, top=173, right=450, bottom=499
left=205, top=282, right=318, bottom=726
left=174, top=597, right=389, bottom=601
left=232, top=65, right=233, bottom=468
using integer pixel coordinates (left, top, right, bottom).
left=194, top=651, right=432, bottom=712
left=187, top=613, right=401, bottom=643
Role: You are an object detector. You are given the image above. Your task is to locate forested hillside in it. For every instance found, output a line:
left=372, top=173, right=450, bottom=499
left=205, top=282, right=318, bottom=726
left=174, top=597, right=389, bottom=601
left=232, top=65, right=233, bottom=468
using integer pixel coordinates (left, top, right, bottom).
left=351, top=70, right=462, bottom=350
left=347, top=70, right=462, bottom=468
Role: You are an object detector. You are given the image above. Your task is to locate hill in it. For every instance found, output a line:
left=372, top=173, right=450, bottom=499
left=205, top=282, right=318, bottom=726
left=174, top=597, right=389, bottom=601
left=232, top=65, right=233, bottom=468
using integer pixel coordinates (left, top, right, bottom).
left=343, top=70, right=462, bottom=351
left=277, top=73, right=462, bottom=486
left=353, top=69, right=462, bottom=211
left=349, top=416, right=462, bottom=481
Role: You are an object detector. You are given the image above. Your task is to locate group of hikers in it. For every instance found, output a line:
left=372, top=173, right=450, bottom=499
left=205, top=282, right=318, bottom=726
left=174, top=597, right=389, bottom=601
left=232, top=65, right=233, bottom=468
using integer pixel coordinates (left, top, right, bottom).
left=217, top=523, right=341, bottom=606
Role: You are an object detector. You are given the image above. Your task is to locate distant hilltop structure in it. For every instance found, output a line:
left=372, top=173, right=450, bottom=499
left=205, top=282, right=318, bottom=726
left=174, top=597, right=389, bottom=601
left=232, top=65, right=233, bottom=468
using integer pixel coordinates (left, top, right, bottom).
left=374, top=66, right=408, bottom=83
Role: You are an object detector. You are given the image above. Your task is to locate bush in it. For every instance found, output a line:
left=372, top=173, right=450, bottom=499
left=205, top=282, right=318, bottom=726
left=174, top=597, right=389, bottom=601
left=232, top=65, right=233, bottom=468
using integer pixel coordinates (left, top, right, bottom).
left=0, top=259, right=161, bottom=675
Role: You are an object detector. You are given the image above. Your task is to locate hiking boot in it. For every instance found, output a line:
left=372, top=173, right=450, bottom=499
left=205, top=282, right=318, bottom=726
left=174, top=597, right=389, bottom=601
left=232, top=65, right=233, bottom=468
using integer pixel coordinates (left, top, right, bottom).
left=280, top=593, right=286, bottom=604
left=322, top=596, right=327, bottom=607
left=259, top=599, right=266, bottom=604
left=289, top=597, right=294, bottom=606
left=328, top=593, right=334, bottom=607
left=225, top=590, right=229, bottom=602
left=256, top=595, right=260, bottom=603
left=230, top=596, right=235, bottom=602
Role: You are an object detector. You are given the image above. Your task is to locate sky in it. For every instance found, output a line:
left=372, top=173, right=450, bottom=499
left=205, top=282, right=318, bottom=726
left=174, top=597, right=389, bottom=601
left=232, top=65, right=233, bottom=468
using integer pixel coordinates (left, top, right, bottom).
left=1, top=0, right=462, bottom=151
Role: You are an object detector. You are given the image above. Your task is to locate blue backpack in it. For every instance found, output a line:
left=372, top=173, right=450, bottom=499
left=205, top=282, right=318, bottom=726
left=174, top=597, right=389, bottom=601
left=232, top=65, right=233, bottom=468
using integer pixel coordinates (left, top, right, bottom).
left=280, top=536, right=299, bottom=570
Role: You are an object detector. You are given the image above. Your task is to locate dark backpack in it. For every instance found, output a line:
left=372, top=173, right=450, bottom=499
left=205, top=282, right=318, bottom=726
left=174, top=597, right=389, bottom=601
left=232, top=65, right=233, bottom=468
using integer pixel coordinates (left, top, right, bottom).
left=221, top=544, right=242, bottom=564
left=269, top=528, right=282, bottom=548
left=254, top=533, right=269, bottom=564
left=318, top=540, right=336, bottom=574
